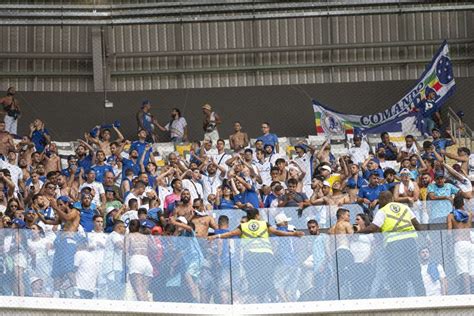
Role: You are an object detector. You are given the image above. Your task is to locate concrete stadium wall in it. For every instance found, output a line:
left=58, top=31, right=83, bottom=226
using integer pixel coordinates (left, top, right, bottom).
left=14, top=77, right=474, bottom=142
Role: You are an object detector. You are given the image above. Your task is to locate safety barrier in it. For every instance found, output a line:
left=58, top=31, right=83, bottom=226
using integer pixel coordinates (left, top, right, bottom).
left=212, top=199, right=456, bottom=230
left=0, top=227, right=473, bottom=303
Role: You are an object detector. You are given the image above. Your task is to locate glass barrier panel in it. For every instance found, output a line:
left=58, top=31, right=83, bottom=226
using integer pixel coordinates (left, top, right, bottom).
left=425, top=200, right=453, bottom=224
left=230, top=234, right=338, bottom=304
left=212, top=209, right=268, bottom=231
left=441, top=228, right=473, bottom=296
left=267, top=206, right=330, bottom=230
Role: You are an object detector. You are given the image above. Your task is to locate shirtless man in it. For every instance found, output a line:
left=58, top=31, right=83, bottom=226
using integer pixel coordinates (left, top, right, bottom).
left=87, top=125, right=124, bottom=157
left=0, top=121, right=14, bottom=157
left=42, top=143, right=62, bottom=173
left=328, top=208, right=354, bottom=296
left=171, top=189, right=194, bottom=225
left=447, top=195, right=473, bottom=294
left=229, top=121, right=249, bottom=152
left=324, top=181, right=351, bottom=206
left=36, top=196, right=80, bottom=232
left=191, top=198, right=218, bottom=237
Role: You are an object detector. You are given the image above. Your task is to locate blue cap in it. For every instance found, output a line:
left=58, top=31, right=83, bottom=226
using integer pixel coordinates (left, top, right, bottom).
left=141, top=99, right=151, bottom=107
left=435, top=170, right=445, bottom=178
left=147, top=208, right=162, bottom=221
left=294, top=144, right=307, bottom=152
left=12, top=218, right=26, bottom=229
left=140, top=219, right=155, bottom=229
left=57, top=196, right=70, bottom=203
left=264, top=143, right=274, bottom=149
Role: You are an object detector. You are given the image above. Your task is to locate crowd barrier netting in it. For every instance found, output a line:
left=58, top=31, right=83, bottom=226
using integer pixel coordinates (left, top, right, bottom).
left=0, top=227, right=473, bottom=304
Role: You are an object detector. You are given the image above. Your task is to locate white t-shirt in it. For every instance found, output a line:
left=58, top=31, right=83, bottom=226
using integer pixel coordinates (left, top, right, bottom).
left=103, top=231, right=124, bottom=276
left=399, top=144, right=418, bottom=155
left=74, top=250, right=100, bottom=293
left=212, top=152, right=231, bottom=167
left=420, top=263, right=445, bottom=296
left=294, top=152, right=313, bottom=185
left=88, top=231, right=107, bottom=264
left=121, top=210, right=138, bottom=228
left=348, top=144, right=370, bottom=165
left=372, top=204, right=416, bottom=228
left=80, top=181, right=105, bottom=207
left=468, top=154, right=474, bottom=181
left=182, top=179, right=204, bottom=202
left=124, top=192, right=141, bottom=208
left=165, top=117, right=187, bottom=139
left=201, top=172, right=223, bottom=201
left=254, top=160, right=272, bottom=187
left=0, top=160, right=22, bottom=192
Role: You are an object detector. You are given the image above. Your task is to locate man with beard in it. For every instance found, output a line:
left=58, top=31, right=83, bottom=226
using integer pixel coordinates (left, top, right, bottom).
left=191, top=198, right=218, bottom=237
left=36, top=195, right=80, bottom=233
left=0, top=87, right=21, bottom=134
left=170, top=189, right=194, bottom=224
left=75, top=193, right=101, bottom=232
left=155, top=108, right=188, bottom=143
left=121, top=148, right=140, bottom=180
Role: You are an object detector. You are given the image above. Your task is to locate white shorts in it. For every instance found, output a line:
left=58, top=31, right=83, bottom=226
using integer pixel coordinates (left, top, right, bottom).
left=129, top=255, right=153, bottom=277
left=454, top=241, right=474, bottom=276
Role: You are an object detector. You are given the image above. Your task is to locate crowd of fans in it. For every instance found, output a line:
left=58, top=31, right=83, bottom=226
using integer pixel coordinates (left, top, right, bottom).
left=0, top=89, right=473, bottom=302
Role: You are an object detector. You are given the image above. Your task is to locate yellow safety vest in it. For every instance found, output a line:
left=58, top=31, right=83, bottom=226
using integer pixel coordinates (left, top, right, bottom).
left=379, top=202, right=417, bottom=244
left=240, top=220, right=273, bottom=254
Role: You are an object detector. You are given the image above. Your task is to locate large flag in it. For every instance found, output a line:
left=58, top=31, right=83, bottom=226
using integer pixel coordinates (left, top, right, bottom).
left=313, top=41, right=456, bottom=136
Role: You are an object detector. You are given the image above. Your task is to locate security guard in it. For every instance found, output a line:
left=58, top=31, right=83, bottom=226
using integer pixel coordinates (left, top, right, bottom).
left=208, top=208, right=303, bottom=302
left=358, top=191, right=425, bottom=297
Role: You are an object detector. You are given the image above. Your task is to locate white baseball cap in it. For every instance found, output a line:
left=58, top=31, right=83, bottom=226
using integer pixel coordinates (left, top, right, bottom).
left=105, top=206, right=118, bottom=216
left=322, top=180, right=331, bottom=187
left=275, top=213, right=292, bottom=225
left=320, top=165, right=332, bottom=173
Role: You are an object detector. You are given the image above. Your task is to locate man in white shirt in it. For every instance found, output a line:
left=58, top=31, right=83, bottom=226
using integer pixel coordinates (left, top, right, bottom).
left=294, top=143, right=316, bottom=198
left=398, top=134, right=419, bottom=161
left=162, top=108, right=188, bottom=143
left=182, top=168, right=204, bottom=202
left=123, top=180, right=147, bottom=208
left=211, top=139, right=231, bottom=168
left=74, top=239, right=100, bottom=299
left=0, top=150, right=22, bottom=193
left=102, top=221, right=126, bottom=300
left=347, top=136, right=370, bottom=166
left=254, top=149, right=272, bottom=188
left=201, top=159, right=226, bottom=203
left=79, top=169, right=105, bottom=208
left=419, top=247, right=447, bottom=296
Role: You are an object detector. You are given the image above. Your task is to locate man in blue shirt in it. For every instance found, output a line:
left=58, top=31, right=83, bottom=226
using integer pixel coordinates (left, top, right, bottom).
left=431, top=128, right=456, bottom=154
left=29, top=119, right=51, bottom=153
left=130, top=129, right=152, bottom=165
left=427, top=170, right=459, bottom=201
left=257, top=122, right=279, bottom=153
left=232, top=175, right=259, bottom=209
left=91, top=150, right=114, bottom=183
left=357, top=172, right=385, bottom=214
left=75, top=140, right=95, bottom=172
left=74, top=193, right=100, bottom=232
left=121, top=149, right=140, bottom=180
left=376, top=132, right=398, bottom=161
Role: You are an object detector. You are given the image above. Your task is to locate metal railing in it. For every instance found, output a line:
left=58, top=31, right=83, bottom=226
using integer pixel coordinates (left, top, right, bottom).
left=447, top=106, right=473, bottom=150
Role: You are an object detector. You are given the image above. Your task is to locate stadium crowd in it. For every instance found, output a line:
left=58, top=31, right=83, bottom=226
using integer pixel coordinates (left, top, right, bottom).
left=0, top=90, right=473, bottom=303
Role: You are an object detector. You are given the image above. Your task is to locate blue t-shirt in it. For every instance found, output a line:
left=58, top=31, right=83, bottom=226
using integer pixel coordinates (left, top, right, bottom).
left=263, top=193, right=277, bottom=208
left=274, top=226, right=297, bottom=266
left=234, top=186, right=259, bottom=208
left=346, top=176, right=367, bottom=189
left=363, top=169, right=384, bottom=180
left=419, top=99, right=437, bottom=118
left=73, top=202, right=98, bottom=233
left=78, top=154, right=93, bottom=172
left=257, top=133, right=279, bottom=152
left=358, top=184, right=385, bottom=202
left=121, top=158, right=140, bottom=180
left=427, top=183, right=459, bottom=197
left=130, top=140, right=151, bottom=165
left=91, top=164, right=114, bottom=183
left=61, top=167, right=81, bottom=178
left=214, top=228, right=231, bottom=266
left=218, top=198, right=235, bottom=210
left=31, top=129, right=49, bottom=152
left=432, top=138, right=453, bottom=153
left=376, top=142, right=397, bottom=160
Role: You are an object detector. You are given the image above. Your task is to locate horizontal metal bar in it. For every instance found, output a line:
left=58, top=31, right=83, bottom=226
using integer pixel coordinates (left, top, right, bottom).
left=0, top=3, right=471, bottom=26
left=0, top=53, right=91, bottom=59
left=111, top=38, right=474, bottom=59
left=110, top=56, right=474, bottom=76
left=0, top=72, right=92, bottom=77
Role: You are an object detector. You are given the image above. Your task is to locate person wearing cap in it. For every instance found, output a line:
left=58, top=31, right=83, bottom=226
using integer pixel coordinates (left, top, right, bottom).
left=431, top=127, right=456, bottom=154
left=272, top=213, right=300, bottom=301
left=208, top=208, right=303, bottom=302
left=202, top=103, right=221, bottom=143
left=376, top=132, right=398, bottom=161
left=394, top=169, right=421, bottom=219
left=79, top=168, right=106, bottom=209
left=136, top=99, right=158, bottom=142
left=358, top=191, right=425, bottom=297
left=257, top=122, right=279, bottom=154
left=427, top=170, right=459, bottom=202
left=357, top=171, right=385, bottom=219
left=361, top=155, right=384, bottom=181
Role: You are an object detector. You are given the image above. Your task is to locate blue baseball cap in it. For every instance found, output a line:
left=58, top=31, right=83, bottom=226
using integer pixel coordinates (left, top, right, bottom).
left=57, top=196, right=70, bottom=203
left=140, top=219, right=155, bottom=229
